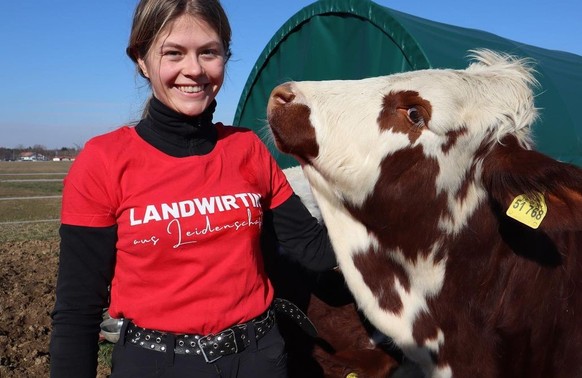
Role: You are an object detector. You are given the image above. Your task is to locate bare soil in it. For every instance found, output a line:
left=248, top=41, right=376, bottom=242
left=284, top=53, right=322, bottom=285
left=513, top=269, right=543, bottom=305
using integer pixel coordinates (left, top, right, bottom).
left=0, top=238, right=111, bottom=377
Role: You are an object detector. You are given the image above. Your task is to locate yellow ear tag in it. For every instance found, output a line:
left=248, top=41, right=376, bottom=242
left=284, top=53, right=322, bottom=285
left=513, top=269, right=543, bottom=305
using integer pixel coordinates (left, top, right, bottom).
left=346, top=373, right=359, bottom=378
left=506, top=193, right=547, bottom=229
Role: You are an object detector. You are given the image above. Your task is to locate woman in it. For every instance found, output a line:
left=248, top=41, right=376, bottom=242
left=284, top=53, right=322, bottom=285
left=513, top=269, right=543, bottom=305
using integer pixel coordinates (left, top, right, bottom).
left=49, top=0, right=336, bottom=377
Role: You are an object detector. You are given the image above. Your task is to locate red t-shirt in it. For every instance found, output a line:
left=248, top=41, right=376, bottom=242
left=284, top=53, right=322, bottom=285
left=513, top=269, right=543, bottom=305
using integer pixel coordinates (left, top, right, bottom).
left=61, top=124, right=293, bottom=334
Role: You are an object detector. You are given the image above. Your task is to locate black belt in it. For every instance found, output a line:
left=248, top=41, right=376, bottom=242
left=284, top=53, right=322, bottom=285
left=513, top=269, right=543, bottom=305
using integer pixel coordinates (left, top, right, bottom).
left=125, top=298, right=316, bottom=363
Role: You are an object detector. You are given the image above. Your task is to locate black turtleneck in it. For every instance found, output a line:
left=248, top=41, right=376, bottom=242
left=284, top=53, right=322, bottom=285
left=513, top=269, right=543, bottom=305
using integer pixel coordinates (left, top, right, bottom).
left=135, top=96, right=218, bottom=157
left=50, top=98, right=336, bottom=378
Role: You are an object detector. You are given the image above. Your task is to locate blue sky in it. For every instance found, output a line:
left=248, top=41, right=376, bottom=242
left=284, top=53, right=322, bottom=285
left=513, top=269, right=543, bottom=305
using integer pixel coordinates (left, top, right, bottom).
left=0, top=0, right=580, bottom=149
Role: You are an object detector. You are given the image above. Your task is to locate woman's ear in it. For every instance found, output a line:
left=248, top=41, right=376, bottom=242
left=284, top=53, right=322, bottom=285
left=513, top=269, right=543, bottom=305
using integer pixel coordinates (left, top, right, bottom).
left=137, top=57, right=149, bottom=79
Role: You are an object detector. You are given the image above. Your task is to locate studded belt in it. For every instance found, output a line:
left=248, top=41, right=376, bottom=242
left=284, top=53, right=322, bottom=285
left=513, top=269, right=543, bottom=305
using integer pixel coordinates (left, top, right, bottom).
left=126, top=307, right=276, bottom=363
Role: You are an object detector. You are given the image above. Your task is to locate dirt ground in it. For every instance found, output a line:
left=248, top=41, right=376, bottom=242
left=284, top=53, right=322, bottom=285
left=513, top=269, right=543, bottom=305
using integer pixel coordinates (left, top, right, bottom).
left=0, top=238, right=110, bottom=378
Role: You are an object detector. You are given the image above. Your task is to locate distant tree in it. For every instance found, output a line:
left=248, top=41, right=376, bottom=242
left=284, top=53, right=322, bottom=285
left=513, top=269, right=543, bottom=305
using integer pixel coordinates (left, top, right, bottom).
left=0, top=147, right=11, bottom=161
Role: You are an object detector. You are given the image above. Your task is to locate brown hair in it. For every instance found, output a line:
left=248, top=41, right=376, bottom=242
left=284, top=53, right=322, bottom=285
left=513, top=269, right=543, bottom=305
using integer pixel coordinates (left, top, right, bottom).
left=126, top=0, right=232, bottom=78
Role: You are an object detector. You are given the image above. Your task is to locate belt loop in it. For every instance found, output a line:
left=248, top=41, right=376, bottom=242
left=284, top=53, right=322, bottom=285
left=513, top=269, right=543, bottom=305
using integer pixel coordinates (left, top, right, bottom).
left=164, top=333, right=176, bottom=367
left=118, top=319, right=131, bottom=346
left=247, top=321, right=257, bottom=353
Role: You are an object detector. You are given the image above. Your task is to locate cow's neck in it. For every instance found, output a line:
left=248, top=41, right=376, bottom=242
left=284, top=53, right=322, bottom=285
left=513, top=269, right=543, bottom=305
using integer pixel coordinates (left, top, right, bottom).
left=308, top=161, right=497, bottom=366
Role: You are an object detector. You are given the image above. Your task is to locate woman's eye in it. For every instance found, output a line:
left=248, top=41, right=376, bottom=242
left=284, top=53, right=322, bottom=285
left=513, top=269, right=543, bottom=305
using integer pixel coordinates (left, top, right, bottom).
left=163, top=50, right=182, bottom=57
left=200, top=49, right=220, bottom=58
left=407, top=107, right=425, bottom=128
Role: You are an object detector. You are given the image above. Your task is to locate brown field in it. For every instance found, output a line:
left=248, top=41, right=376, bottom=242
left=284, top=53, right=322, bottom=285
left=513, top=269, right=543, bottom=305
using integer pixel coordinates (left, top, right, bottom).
left=0, top=161, right=112, bottom=377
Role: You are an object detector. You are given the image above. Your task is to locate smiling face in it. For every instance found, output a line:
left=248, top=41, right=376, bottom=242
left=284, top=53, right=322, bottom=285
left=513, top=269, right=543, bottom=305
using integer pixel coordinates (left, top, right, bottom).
left=138, top=14, right=226, bottom=117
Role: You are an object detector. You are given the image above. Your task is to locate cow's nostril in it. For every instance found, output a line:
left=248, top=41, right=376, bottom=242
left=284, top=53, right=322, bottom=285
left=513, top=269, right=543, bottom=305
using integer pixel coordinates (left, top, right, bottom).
left=271, top=84, right=296, bottom=105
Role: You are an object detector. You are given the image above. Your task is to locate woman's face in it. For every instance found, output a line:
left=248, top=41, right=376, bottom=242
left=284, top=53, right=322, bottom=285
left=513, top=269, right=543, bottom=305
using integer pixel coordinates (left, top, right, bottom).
left=138, top=14, right=226, bottom=117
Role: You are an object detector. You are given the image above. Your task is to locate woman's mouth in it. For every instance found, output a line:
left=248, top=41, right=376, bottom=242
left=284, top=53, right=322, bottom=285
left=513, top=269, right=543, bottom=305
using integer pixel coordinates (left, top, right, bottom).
left=177, top=85, right=205, bottom=94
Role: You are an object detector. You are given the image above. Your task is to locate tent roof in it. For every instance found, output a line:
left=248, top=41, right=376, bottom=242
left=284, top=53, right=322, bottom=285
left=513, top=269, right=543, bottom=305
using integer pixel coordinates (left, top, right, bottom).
left=234, top=0, right=582, bottom=169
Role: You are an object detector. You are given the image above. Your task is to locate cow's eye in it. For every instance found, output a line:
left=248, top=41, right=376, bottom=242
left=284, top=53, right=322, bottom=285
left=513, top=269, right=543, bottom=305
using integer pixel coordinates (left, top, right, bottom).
left=407, top=107, right=425, bottom=128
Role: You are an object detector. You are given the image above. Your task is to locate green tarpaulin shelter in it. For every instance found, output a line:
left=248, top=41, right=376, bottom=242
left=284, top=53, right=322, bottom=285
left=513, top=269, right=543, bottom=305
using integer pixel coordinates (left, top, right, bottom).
left=234, top=0, right=582, bottom=169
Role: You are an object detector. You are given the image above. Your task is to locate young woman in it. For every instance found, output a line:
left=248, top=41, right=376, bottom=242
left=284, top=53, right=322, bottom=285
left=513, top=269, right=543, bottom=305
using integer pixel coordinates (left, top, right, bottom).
left=49, top=1, right=336, bottom=377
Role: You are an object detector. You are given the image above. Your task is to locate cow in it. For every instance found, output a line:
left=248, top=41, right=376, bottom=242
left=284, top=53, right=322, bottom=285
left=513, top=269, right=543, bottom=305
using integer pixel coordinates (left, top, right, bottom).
left=266, top=49, right=582, bottom=378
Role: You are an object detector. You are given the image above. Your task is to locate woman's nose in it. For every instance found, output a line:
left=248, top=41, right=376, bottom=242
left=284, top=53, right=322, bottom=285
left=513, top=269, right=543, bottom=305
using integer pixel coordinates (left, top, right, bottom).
left=182, top=54, right=204, bottom=76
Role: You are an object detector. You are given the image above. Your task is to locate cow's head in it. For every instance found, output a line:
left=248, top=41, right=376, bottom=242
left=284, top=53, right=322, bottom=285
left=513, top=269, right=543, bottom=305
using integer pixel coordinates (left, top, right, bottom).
left=266, top=50, right=582, bottom=236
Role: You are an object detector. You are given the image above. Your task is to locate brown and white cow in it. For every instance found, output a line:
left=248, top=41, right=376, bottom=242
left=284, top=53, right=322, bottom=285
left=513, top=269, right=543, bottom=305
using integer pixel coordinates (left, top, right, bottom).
left=266, top=50, right=582, bottom=378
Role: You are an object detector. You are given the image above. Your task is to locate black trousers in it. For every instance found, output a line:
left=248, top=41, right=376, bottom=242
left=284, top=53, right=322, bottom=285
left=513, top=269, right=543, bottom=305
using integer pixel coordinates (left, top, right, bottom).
left=109, top=322, right=288, bottom=378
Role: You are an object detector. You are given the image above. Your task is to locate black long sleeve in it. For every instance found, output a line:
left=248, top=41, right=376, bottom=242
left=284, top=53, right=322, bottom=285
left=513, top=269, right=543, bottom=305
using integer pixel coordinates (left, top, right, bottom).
left=270, top=193, right=337, bottom=272
left=50, top=225, right=117, bottom=378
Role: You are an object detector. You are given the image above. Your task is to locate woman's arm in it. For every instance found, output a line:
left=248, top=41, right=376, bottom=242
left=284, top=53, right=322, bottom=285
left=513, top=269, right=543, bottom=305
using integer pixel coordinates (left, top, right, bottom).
left=50, top=225, right=117, bottom=378
left=270, top=193, right=337, bottom=272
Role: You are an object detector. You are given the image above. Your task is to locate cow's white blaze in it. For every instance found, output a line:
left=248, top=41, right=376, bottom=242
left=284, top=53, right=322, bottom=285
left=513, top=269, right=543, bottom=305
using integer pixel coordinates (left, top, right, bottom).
left=290, top=79, right=413, bottom=207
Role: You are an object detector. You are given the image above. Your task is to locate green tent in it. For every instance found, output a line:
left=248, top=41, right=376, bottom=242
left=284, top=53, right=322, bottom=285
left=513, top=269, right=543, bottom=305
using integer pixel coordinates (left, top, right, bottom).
left=233, top=0, right=582, bottom=169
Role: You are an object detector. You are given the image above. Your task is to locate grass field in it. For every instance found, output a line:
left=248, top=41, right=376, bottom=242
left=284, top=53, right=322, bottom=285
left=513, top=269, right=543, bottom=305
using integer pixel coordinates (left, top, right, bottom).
left=0, top=161, right=71, bottom=242
left=0, top=160, right=73, bottom=174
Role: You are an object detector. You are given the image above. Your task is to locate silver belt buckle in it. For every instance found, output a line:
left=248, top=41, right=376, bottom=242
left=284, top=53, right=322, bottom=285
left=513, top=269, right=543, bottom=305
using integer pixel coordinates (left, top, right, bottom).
left=197, top=328, right=236, bottom=363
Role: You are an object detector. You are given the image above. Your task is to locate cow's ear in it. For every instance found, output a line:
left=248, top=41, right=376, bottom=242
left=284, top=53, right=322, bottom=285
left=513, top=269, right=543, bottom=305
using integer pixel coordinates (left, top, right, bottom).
left=482, top=136, right=582, bottom=231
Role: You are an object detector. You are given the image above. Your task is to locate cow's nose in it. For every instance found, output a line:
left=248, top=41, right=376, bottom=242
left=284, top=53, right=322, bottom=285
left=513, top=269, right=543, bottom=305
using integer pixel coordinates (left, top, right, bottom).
left=271, top=83, right=296, bottom=104
left=268, top=83, right=296, bottom=115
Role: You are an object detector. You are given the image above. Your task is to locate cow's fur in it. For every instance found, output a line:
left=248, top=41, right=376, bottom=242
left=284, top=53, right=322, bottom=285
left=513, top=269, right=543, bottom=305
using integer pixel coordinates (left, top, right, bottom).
left=267, top=50, right=582, bottom=378
left=267, top=166, right=401, bottom=377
